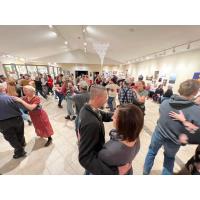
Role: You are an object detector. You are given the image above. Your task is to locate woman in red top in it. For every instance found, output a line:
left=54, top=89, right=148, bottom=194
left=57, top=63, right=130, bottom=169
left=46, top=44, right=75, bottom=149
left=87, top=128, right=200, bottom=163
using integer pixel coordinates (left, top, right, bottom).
left=14, top=85, right=54, bottom=147
left=47, top=75, right=54, bottom=95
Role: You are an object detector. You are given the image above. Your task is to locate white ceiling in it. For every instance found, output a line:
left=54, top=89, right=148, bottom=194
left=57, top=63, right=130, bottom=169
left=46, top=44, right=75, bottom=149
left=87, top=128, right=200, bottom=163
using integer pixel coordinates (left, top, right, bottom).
left=1, top=25, right=200, bottom=64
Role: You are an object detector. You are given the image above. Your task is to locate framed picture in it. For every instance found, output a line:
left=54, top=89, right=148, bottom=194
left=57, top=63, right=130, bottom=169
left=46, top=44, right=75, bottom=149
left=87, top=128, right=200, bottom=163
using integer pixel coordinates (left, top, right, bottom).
left=169, top=74, right=176, bottom=84
left=163, top=79, right=168, bottom=86
left=154, top=70, right=159, bottom=80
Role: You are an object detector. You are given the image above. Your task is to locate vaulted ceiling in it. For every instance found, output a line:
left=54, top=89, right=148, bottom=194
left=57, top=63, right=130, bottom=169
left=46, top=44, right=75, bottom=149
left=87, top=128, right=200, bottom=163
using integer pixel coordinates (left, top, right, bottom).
left=1, top=25, right=200, bottom=65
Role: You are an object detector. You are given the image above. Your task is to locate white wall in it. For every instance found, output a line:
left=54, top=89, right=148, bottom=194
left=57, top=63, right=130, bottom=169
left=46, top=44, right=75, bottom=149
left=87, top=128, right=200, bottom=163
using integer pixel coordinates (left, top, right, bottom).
left=129, top=48, right=200, bottom=92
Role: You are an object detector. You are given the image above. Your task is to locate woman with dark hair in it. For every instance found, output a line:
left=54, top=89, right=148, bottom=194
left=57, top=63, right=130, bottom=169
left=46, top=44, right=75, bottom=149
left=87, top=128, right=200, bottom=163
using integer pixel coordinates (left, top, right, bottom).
left=98, top=104, right=144, bottom=174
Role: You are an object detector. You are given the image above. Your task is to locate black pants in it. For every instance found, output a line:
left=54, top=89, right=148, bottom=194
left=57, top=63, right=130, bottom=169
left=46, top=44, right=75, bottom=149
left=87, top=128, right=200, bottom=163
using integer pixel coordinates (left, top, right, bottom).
left=48, top=86, right=54, bottom=95
left=55, top=91, right=64, bottom=106
left=0, top=117, right=25, bottom=155
left=36, top=89, right=47, bottom=99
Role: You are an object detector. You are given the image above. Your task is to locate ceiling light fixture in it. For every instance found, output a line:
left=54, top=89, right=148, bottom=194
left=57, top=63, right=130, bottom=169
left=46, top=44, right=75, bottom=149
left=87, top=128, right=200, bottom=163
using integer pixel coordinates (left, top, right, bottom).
left=84, top=42, right=87, bottom=46
left=84, top=47, right=87, bottom=53
left=49, top=25, right=53, bottom=29
left=64, top=41, right=68, bottom=45
left=48, top=31, right=57, bottom=38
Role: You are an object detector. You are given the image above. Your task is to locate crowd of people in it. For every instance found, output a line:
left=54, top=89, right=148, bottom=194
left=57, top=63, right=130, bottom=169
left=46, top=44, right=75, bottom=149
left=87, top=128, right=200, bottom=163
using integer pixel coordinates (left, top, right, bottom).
left=0, top=72, right=200, bottom=175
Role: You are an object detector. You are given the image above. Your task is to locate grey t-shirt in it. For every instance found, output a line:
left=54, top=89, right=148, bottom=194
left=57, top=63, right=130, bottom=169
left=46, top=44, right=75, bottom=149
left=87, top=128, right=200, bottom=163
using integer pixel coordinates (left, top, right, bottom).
left=98, top=131, right=140, bottom=167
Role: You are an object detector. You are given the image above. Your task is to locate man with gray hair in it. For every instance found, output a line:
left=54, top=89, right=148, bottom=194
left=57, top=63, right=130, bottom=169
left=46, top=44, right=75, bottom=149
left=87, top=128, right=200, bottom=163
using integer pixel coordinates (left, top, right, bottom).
left=78, top=85, right=131, bottom=174
left=0, top=83, right=26, bottom=159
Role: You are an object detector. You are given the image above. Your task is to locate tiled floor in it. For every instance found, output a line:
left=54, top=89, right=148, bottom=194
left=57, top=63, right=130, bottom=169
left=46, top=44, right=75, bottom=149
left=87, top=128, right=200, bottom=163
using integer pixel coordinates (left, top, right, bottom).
left=0, top=96, right=197, bottom=175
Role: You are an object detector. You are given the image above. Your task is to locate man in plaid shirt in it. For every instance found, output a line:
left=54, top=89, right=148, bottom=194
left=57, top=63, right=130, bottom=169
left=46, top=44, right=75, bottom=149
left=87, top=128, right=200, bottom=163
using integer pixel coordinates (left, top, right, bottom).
left=118, top=79, right=137, bottom=104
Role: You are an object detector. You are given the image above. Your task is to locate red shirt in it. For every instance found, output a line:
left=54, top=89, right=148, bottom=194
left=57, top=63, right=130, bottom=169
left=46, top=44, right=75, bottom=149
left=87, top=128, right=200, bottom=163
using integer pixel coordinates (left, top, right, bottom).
left=47, top=78, right=53, bottom=88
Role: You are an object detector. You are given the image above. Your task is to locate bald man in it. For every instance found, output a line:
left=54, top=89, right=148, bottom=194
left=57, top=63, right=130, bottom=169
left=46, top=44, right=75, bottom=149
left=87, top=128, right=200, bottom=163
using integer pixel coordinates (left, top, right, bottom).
left=0, top=83, right=26, bottom=159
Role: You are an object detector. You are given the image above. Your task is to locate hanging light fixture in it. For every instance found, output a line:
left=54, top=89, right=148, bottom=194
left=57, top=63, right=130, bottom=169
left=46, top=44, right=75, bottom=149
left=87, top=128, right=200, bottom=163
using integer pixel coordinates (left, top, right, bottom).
left=187, top=43, right=191, bottom=50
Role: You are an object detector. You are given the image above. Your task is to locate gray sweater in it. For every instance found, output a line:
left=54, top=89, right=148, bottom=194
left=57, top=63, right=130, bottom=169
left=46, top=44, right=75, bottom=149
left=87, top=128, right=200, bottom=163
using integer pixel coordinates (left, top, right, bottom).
left=156, top=94, right=200, bottom=145
left=98, top=130, right=140, bottom=174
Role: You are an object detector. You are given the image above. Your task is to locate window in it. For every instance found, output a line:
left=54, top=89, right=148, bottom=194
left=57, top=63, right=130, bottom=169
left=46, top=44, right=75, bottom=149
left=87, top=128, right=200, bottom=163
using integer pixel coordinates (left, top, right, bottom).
left=16, top=65, right=27, bottom=76
left=4, top=64, right=18, bottom=79
left=37, top=66, right=48, bottom=74
left=48, top=66, right=55, bottom=77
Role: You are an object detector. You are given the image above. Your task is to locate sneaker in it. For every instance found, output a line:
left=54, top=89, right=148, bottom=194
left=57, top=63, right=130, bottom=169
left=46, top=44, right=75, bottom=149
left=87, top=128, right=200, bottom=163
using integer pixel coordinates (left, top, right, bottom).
left=58, top=105, right=63, bottom=108
left=71, top=116, right=76, bottom=121
left=65, top=115, right=70, bottom=120
left=13, top=151, right=26, bottom=159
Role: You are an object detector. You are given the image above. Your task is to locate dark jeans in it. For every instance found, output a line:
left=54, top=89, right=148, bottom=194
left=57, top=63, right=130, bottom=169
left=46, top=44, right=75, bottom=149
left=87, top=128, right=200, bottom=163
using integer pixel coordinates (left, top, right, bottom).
left=107, top=96, right=115, bottom=112
left=143, top=129, right=180, bottom=175
left=56, top=91, right=64, bottom=106
left=47, top=86, right=54, bottom=95
left=0, top=116, right=25, bottom=155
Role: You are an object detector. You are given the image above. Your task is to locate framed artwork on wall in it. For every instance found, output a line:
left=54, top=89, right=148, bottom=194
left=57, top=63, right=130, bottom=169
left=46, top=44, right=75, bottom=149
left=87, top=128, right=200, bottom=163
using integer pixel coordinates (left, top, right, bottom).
left=193, top=72, right=200, bottom=82
left=163, top=79, right=168, bottom=86
left=154, top=70, right=159, bottom=80
left=169, top=74, right=176, bottom=84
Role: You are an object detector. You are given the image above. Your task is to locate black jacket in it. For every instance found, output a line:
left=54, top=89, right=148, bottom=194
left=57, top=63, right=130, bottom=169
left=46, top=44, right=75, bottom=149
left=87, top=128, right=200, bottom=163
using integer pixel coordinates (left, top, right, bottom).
left=78, top=104, right=118, bottom=174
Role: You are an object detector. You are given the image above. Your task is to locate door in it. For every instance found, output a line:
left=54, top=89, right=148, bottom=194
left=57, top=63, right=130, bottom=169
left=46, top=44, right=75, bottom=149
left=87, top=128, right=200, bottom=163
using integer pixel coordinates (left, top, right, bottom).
left=75, top=70, right=88, bottom=78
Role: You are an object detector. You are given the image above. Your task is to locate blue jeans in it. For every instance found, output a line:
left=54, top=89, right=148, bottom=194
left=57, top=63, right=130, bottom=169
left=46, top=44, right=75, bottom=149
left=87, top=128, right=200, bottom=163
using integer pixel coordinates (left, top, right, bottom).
left=143, top=129, right=180, bottom=175
left=66, top=97, right=75, bottom=117
left=108, top=96, right=115, bottom=112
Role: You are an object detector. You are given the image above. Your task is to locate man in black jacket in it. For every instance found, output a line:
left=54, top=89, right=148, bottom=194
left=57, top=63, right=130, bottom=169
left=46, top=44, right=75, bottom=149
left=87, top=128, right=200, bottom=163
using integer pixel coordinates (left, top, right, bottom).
left=78, top=85, right=130, bottom=175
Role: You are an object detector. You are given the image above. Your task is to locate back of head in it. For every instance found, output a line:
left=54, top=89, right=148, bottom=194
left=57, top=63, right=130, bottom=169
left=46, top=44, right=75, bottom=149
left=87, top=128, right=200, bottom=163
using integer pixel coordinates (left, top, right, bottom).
left=79, top=81, right=88, bottom=91
left=116, top=104, right=144, bottom=142
left=178, top=79, right=200, bottom=97
left=90, top=85, right=107, bottom=100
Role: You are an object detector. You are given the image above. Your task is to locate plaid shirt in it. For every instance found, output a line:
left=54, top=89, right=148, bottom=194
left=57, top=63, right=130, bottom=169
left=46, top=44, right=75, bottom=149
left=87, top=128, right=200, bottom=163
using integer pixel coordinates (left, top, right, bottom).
left=118, top=86, right=137, bottom=104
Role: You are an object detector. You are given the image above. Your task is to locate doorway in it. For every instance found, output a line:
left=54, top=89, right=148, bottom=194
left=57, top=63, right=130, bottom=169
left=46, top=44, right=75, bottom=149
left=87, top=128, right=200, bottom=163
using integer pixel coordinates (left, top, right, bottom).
left=75, top=70, right=88, bottom=78
left=93, top=72, right=99, bottom=81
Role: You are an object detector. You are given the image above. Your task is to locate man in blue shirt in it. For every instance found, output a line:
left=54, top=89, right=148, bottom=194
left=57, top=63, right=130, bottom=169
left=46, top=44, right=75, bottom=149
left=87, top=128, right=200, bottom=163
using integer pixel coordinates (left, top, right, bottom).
left=0, top=83, right=26, bottom=159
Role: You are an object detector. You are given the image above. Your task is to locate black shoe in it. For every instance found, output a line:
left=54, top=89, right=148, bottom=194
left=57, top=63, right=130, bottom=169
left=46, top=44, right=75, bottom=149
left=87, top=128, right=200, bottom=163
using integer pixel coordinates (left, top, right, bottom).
left=65, top=115, right=70, bottom=120
left=44, top=138, right=52, bottom=147
left=28, top=120, right=32, bottom=126
left=21, top=142, right=26, bottom=147
left=13, top=151, right=26, bottom=159
left=58, top=105, right=63, bottom=108
left=71, top=116, right=76, bottom=121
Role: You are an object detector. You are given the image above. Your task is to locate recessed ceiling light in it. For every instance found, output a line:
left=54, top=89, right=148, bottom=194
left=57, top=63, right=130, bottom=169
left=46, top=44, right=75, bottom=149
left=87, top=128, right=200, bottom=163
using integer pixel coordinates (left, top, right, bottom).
left=48, top=31, right=57, bottom=38
left=64, top=41, right=68, bottom=45
left=49, top=25, right=53, bottom=28
left=84, top=42, right=87, bottom=46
